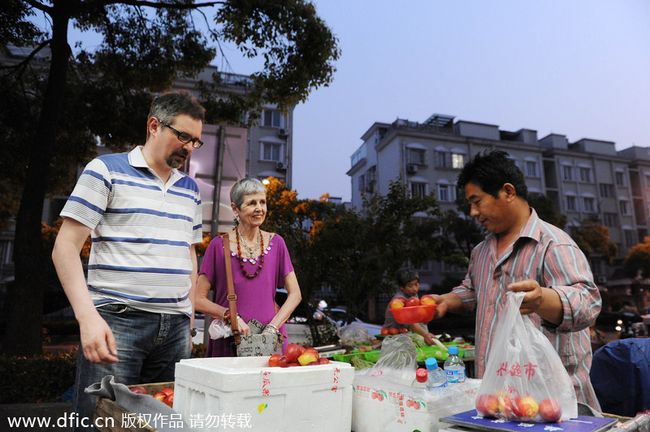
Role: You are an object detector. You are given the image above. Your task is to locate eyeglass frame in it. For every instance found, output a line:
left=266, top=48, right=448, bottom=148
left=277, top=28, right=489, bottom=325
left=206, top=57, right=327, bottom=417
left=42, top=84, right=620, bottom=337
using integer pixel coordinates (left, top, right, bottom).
left=156, top=118, right=204, bottom=149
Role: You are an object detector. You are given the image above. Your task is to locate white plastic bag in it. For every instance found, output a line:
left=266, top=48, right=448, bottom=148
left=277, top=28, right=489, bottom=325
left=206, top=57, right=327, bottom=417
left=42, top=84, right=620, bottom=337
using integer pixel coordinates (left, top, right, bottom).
left=475, top=292, right=577, bottom=422
left=208, top=319, right=232, bottom=339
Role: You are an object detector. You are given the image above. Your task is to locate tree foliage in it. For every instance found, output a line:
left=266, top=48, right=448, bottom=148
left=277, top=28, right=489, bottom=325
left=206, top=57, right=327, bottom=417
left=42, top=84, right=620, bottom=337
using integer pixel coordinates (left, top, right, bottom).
left=572, top=219, right=617, bottom=263
left=528, top=192, right=567, bottom=230
left=1, top=0, right=339, bottom=355
left=624, top=236, right=650, bottom=278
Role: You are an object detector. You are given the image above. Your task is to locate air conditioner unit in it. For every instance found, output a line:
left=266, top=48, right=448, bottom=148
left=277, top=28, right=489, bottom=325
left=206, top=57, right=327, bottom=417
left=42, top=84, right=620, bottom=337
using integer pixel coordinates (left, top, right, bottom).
left=276, top=161, right=287, bottom=172
left=278, top=128, right=288, bottom=139
left=406, top=163, right=418, bottom=174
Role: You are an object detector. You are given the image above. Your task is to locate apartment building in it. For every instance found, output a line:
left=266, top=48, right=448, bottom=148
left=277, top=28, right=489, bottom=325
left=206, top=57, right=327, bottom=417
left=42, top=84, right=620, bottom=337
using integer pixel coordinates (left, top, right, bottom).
left=348, top=114, right=648, bottom=288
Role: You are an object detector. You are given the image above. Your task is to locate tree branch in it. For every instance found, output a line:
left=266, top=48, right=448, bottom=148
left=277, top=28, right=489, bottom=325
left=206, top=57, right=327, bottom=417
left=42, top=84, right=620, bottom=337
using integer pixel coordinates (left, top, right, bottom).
left=24, top=0, right=52, bottom=13
left=104, top=0, right=225, bottom=10
left=0, top=39, right=53, bottom=74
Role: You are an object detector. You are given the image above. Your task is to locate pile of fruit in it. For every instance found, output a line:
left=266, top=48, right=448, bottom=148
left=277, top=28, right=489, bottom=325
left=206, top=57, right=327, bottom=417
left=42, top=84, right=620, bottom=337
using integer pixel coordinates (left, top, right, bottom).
left=267, top=343, right=331, bottom=367
left=380, top=326, right=409, bottom=335
left=130, top=385, right=174, bottom=408
left=475, top=393, right=562, bottom=423
left=389, top=295, right=437, bottom=324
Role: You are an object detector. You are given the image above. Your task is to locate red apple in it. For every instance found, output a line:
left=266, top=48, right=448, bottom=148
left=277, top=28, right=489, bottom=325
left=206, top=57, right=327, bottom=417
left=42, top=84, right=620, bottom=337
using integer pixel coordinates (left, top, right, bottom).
left=388, top=328, right=399, bottom=335
left=389, top=298, right=406, bottom=309
left=405, top=297, right=420, bottom=307
left=420, top=295, right=436, bottom=305
left=539, top=398, right=562, bottom=422
left=284, top=343, right=305, bottom=362
left=513, top=396, right=539, bottom=419
left=497, top=393, right=515, bottom=419
left=317, top=357, right=330, bottom=364
left=153, top=392, right=167, bottom=403
left=130, top=386, right=147, bottom=395
left=268, top=354, right=282, bottom=367
left=160, top=387, right=174, bottom=397
left=278, top=355, right=289, bottom=368
left=165, top=393, right=174, bottom=407
left=476, top=394, right=499, bottom=417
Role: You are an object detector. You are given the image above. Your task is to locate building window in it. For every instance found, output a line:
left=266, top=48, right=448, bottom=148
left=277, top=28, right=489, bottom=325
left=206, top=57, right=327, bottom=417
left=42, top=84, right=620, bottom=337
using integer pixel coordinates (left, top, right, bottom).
left=599, top=183, right=614, bottom=198
left=410, top=182, right=427, bottom=198
left=603, top=212, right=618, bottom=227
left=260, top=141, right=282, bottom=161
left=562, top=165, right=573, bottom=181
left=615, top=171, right=625, bottom=186
left=624, top=230, right=636, bottom=248
left=451, top=153, right=465, bottom=169
left=619, top=200, right=630, bottom=215
left=579, top=167, right=592, bottom=183
left=434, top=151, right=448, bottom=168
left=262, top=109, right=284, bottom=128
left=566, top=196, right=576, bottom=211
left=407, top=148, right=426, bottom=166
left=437, top=184, right=456, bottom=203
left=358, top=174, right=365, bottom=192
left=525, top=161, right=538, bottom=177
left=583, top=197, right=595, bottom=213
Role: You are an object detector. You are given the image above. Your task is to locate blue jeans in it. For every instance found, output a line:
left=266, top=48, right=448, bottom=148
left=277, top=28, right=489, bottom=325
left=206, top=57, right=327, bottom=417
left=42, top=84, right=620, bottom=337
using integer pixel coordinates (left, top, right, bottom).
left=73, top=304, right=191, bottom=431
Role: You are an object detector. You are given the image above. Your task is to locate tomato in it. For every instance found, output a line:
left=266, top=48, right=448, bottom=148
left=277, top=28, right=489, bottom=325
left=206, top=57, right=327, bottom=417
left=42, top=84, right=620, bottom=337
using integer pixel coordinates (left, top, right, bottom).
left=285, top=343, right=305, bottom=362
left=388, top=328, right=399, bottom=335
left=405, top=297, right=420, bottom=307
left=380, top=327, right=390, bottom=336
left=268, top=354, right=282, bottom=367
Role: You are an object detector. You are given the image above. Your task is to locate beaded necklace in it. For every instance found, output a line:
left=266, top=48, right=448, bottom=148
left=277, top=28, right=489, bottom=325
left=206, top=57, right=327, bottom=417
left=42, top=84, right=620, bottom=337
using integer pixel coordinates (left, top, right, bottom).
left=235, top=228, right=265, bottom=279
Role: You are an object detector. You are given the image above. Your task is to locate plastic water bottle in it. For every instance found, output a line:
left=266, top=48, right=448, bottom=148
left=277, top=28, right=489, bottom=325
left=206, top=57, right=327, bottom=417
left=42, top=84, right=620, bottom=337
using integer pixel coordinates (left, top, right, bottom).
left=444, top=346, right=466, bottom=384
left=413, top=368, right=428, bottom=389
left=424, top=357, right=447, bottom=390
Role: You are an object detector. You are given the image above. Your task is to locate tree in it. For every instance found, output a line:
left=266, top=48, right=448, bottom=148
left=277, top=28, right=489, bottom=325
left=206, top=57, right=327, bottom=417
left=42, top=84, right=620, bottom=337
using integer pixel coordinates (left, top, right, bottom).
left=528, top=192, right=567, bottom=230
left=624, top=237, right=650, bottom=278
left=572, top=219, right=617, bottom=264
left=1, top=0, right=339, bottom=355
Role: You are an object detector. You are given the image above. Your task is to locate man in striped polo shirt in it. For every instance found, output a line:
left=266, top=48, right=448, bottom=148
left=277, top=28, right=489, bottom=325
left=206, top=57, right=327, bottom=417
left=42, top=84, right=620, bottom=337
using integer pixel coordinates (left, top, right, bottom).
left=433, top=151, right=602, bottom=411
left=52, top=92, right=205, bottom=427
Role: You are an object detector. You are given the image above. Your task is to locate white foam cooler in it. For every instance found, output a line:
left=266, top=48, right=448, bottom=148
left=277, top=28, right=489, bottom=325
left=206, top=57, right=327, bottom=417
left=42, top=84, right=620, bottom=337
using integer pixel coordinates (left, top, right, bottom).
left=173, top=357, right=354, bottom=432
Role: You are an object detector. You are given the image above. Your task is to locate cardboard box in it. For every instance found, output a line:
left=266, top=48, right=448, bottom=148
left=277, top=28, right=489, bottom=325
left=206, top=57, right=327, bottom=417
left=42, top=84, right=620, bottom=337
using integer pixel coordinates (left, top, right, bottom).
left=173, top=357, right=354, bottom=432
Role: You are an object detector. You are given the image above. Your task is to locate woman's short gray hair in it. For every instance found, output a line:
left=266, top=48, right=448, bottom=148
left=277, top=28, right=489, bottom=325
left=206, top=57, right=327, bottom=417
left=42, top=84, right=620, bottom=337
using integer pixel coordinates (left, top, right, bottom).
left=230, top=178, right=266, bottom=208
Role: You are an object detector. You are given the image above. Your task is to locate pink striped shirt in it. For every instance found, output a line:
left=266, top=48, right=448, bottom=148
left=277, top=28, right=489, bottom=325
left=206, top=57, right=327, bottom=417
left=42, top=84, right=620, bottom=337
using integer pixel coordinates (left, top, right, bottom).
left=452, top=209, right=602, bottom=410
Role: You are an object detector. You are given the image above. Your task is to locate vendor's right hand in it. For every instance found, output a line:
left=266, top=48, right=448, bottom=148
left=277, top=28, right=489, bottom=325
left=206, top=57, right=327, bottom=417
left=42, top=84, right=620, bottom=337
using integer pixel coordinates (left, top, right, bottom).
left=432, top=295, right=449, bottom=319
left=79, top=312, right=118, bottom=364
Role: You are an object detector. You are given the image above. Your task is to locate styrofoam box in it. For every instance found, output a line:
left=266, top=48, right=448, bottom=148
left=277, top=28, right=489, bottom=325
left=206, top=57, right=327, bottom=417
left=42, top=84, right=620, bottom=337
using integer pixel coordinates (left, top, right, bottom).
left=351, top=374, right=481, bottom=432
left=173, top=357, right=354, bottom=432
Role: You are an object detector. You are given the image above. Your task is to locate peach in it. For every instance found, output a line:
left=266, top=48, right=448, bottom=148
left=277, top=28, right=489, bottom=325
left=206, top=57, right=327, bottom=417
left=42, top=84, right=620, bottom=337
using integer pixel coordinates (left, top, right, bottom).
left=539, top=398, right=561, bottom=422
left=513, top=396, right=539, bottom=419
left=420, top=295, right=437, bottom=305
left=476, top=394, right=499, bottom=417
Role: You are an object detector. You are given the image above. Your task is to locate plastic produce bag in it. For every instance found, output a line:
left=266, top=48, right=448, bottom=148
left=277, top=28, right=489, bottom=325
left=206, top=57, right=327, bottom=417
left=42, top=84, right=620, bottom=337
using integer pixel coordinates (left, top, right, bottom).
left=475, top=292, right=577, bottom=422
left=339, top=321, right=371, bottom=345
left=358, top=334, right=418, bottom=385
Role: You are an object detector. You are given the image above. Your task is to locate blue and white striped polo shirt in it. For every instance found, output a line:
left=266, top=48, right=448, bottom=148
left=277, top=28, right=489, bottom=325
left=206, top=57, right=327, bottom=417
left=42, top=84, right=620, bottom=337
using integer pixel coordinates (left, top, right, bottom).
left=60, top=146, right=202, bottom=316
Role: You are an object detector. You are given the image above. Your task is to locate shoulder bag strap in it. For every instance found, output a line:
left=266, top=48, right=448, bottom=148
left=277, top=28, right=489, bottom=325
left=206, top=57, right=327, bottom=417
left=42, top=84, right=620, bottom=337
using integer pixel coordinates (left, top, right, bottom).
left=222, top=233, right=240, bottom=346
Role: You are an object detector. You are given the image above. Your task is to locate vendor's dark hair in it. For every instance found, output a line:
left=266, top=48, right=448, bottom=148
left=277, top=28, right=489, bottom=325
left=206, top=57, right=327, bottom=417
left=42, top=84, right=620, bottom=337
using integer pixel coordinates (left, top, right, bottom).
left=397, top=269, right=419, bottom=287
left=457, top=150, right=528, bottom=200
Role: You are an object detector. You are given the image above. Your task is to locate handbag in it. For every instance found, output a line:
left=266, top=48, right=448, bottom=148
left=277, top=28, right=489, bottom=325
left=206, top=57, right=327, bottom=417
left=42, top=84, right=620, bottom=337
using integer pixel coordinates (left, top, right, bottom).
left=222, top=233, right=281, bottom=357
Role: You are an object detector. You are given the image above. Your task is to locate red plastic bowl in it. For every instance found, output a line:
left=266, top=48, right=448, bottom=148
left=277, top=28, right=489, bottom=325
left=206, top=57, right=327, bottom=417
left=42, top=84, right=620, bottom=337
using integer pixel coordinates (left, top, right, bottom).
left=391, top=304, right=437, bottom=324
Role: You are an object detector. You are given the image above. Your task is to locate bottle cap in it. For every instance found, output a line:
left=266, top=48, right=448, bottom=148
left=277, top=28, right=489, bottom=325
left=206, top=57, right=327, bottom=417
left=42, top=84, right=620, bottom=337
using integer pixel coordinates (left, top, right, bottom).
left=448, top=346, right=459, bottom=355
left=415, top=368, right=428, bottom=383
left=425, top=357, right=438, bottom=370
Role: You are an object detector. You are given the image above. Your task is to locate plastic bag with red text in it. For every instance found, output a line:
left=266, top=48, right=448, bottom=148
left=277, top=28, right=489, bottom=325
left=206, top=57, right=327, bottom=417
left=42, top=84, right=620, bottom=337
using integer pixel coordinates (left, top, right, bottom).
left=475, top=292, right=578, bottom=422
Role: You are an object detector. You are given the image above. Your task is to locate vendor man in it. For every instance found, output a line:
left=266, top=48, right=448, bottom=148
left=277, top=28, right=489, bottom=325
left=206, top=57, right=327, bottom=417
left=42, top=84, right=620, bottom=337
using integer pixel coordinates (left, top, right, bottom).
left=384, top=269, right=436, bottom=345
left=432, top=150, right=602, bottom=410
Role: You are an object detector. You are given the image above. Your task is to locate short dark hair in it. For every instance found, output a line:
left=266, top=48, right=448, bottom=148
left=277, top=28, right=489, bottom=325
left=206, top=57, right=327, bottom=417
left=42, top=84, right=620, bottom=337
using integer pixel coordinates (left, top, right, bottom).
left=148, top=91, right=205, bottom=123
left=457, top=150, right=528, bottom=200
left=396, top=269, right=419, bottom=287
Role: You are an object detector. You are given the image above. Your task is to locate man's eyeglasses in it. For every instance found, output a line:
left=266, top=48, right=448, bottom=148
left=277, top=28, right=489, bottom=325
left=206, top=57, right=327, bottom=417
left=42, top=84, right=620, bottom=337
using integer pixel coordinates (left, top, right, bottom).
left=160, top=121, right=204, bottom=149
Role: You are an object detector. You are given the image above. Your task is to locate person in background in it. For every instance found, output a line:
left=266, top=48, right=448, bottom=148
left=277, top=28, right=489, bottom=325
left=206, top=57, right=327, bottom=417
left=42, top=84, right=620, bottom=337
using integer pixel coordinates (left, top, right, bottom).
left=195, top=177, right=302, bottom=356
left=384, top=269, right=436, bottom=345
left=52, top=92, right=205, bottom=429
left=432, top=150, right=602, bottom=410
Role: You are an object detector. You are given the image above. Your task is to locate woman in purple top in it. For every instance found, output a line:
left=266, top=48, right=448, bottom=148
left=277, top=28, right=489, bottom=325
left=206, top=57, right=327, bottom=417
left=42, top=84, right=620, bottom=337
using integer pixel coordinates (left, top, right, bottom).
left=195, top=177, right=302, bottom=357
